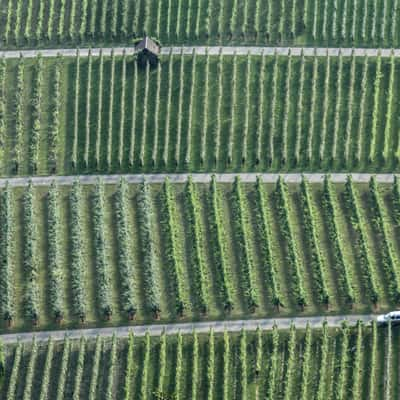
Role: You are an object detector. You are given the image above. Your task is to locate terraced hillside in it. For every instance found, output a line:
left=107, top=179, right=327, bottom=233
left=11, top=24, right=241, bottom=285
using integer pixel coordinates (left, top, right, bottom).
left=1, top=176, right=400, bottom=331
left=0, top=322, right=397, bottom=399
left=1, top=0, right=400, bottom=48
left=0, top=51, right=399, bottom=176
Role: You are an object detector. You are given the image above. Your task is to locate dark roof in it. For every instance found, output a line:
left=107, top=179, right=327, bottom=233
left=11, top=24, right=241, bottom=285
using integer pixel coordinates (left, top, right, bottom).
left=135, top=37, right=160, bottom=55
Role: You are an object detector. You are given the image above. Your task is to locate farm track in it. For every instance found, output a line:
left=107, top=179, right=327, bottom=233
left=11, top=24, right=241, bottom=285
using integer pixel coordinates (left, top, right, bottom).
left=0, top=314, right=375, bottom=343
left=3, top=46, right=400, bottom=58
left=0, top=173, right=398, bottom=187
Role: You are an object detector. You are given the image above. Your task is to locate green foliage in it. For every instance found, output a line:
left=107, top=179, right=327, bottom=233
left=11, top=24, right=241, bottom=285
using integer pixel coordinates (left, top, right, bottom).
left=300, top=323, right=312, bottom=400
left=23, top=337, right=38, bottom=400
left=70, top=180, right=87, bottom=321
left=106, top=334, right=117, bottom=400
left=266, top=325, right=279, bottom=400
left=6, top=341, right=22, bottom=399
left=0, top=183, right=14, bottom=322
left=138, top=182, right=161, bottom=316
left=115, top=179, right=136, bottom=317
left=300, top=177, right=330, bottom=304
left=39, top=337, right=54, bottom=400
left=47, top=183, right=64, bottom=320
left=23, top=183, right=40, bottom=322
left=72, top=336, right=86, bottom=400
left=92, top=179, right=112, bottom=318
left=207, top=329, right=215, bottom=399
left=276, top=177, right=307, bottom=307
left=185, top=177, right=208, bottom=313
left=344, top=176, right=379, bottom=303
left=208, top=176, right=234, bottom=312
left=56, top=337, right=70, bottom=400
left=322, top=176, right=355, bottom=303
left=161, top=178, right=186, bottom=315
left=369, top=177, right=400, bottom=302
left=232, top=177, right=259, bottom=311
left=254, top=177, right=282, bottom=307
left=89, top=336, right=103, bottom=400
left=283, top=324, right=297, bottom=400
left=72, top=50, right=80, bottom=169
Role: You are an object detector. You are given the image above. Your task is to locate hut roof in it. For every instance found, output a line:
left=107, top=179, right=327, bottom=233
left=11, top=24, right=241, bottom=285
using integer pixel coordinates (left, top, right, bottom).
left=135, top=37, right=161, bottom=55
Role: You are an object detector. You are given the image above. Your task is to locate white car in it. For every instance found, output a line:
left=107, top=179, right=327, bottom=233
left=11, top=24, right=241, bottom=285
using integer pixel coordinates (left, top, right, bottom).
left=377, top=311, right=400, bottom=325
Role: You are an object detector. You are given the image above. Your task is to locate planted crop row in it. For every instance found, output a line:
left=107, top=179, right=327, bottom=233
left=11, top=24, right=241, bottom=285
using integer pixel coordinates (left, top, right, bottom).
left=2, top=53, right=400, bottom=175
left=2, top=0, right=400, bottom=47
left=1, top=325, right=391, bottom=399
left=1, top=179, right=400, bottom=329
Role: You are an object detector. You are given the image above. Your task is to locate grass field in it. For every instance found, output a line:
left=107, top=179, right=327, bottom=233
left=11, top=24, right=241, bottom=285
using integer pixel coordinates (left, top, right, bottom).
left=1, top=177, right=400, bottom=332
left=1, top=0, right=400, bottom=48
left=0, top=52, right=400, bottom=176
left=0, top=322, right=397, bottom=400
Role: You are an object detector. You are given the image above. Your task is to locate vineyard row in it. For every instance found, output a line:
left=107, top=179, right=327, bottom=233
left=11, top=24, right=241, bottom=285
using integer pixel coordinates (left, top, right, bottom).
left=0, top=321, right=398, bottom=400
left=1, top=0, right=400, bottom=48
left=0, top=52, right=400, bottom=176
left=0, top=178, right=400, bottom=330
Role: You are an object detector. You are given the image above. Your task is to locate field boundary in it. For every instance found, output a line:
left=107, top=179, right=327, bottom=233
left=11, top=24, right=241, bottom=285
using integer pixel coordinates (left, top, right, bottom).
left=0, top=173, right=397, bottom=187
left=0, top=314, right=375, bottom=343
left=2, top=46, right=400, bottom=59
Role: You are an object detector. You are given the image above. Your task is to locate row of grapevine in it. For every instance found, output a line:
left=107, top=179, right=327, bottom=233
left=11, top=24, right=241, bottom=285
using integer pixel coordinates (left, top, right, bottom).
left=1, top=53, right=400, bottom=174
left=351, top=322, right=363, bottom=400
left=276, top=177, right=307, bottom=307
left=0, top=57, right=6, bottom=171
left=56, top=337, right=71, bottom=400
left=22, top=337, right=38, bottom=400
left=47, top=183, right=64, bottom=321
left=1, top=323, right=393, bottom=398
left=23, top=183, right=40, bottom=323
left=138, top=182, right=161, bottom=317
left=29, top=55, right=42, bottom=173
left=89, top=336, right=102, bottom=400
left=232, top=177, right=259, bottom=311
left=105, top=334, right=117, bottom=400
left=344, top=176, right=379, bottom=303
left=283, top=324, right=297, bottom=400
left=38, top=337, right=54, bottom=400
left=49, top=55, right=61, bottom=172
left=3, top=1, right=400, bottom=46
left=0, top=184, right=14, bottom=323
left=185, top=177, right=208, bottom=313
left=299, top=324, right=312, bottom=400
left=208, top=176, right=234, bottom=312
left=69, top=181, right=87, bottom=321
left=369, top=177, right=400, bottom=302
left=336, top=322, right=350, bottom=400
left=161, top=178, right=186, bottom=315
left=207, top=329, right=215, bottom=399
left=72, top=336, right=86, bottom=400
left=254, top=177, right=282, bottom=308
left=115, top=179, right=136, bottom=319
left=322, top=176, right=355, bottom=303
left=316, top=322, right=329, bottom=400
left=300, top=177, right=330, bottom=304
left=92, top=180, right=113, bottom=318
left=4, top=179, right=400, bottom=326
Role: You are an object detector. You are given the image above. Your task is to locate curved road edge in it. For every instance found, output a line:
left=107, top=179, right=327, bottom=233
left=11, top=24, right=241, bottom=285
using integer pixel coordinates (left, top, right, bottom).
left=0, top=314, right=377, bottom=343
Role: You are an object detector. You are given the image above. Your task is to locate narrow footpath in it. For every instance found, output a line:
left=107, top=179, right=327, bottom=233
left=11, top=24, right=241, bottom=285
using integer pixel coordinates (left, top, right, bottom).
left=0, top=314, right=376, bottom=343
left=1, top=46, right=399, bottom=58
left=0, top=173, right=396, bottom=187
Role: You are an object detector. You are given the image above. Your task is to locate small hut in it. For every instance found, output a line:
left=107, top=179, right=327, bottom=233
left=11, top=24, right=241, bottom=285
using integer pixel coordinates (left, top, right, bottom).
left=135, top=36, right=161, bottom=66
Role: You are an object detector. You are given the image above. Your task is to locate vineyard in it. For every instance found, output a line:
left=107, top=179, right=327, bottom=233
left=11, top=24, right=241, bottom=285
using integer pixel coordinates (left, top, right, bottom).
left=0, top=177, right=399, bottom=331
left=1, top=0, right=400, bottom=47
left=0, top=322, right=398, bottom=399
left=0, top=52, right=399, bottom=175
